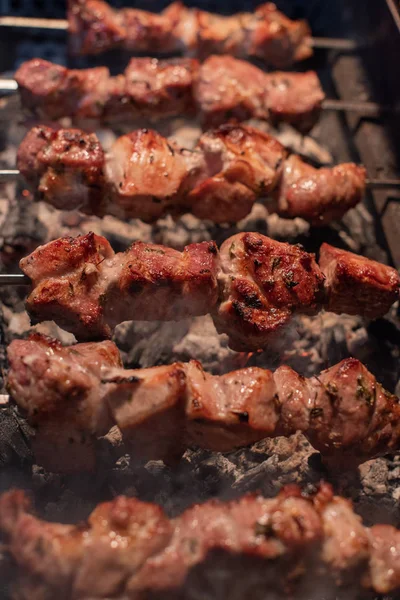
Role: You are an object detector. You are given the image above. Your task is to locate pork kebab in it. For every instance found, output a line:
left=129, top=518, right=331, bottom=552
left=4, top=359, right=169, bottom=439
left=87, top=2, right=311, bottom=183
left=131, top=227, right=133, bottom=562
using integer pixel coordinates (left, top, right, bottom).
left=7, top=333, right=400, bottom=473
left=17, top=231, right=399, bottom=348
left=2, top=483, right=400, bottom=598
left=68, top=0, right=312, bottom=68
left=14, top=56, right=325, bottom=131
left=16, top=124, right=366, bottom=225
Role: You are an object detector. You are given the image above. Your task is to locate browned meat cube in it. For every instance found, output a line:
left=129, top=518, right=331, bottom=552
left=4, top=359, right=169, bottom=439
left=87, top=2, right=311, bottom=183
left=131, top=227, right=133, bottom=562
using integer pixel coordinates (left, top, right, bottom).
left=186, top=124, right=286, bottom=223
left=17, top=125, right=106, bottom=214
left=105, top=129, right=188, bottom=221
left=273, top=155, right=366, bottom=225
left=213, top=232, right=325, bottom=350
left=320, top=243, right=400, bottom=318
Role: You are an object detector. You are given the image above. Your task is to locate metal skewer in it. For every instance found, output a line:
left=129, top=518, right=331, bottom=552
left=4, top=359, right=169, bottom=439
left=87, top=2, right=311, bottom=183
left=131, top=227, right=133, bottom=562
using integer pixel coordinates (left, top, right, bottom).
left=0, top=16, right=68, bottom=30
left=1, top=169, right=400, bottom=188
left=0, top=15, right=359, bottom=52
left=0, top=273, right=30, bottom=285
left=309, top=37, right=359, bottom=51
left=0, top=394, right=10, bottom=405
left=322, top=99, right=400, bottom=115
left=0, top=78, right=397, bottom=116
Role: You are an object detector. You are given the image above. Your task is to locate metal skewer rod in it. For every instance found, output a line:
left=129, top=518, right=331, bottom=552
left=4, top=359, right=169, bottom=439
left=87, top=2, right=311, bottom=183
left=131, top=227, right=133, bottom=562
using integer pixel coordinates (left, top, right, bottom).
left=0, top=394, right=10, bottom=405
left=1, top=169, right=400, bottom=188
left=0, top=79, right=18, bottom=94
left=366, top=178, right=400, bottom=189
left=0, top=72, right=392, bottom=114
left=0, top=170, right=20, bottom=182
left=0, top=78, right=396, bottom=116
left=0, top=15, right=359, bottom=51
left=309, top=37, right=359, bottom=51
left=0, top=16, right=68, bottom=30
left=322, top=99, right=400, bottom=115
left=0, top=273, right=30, bottom=285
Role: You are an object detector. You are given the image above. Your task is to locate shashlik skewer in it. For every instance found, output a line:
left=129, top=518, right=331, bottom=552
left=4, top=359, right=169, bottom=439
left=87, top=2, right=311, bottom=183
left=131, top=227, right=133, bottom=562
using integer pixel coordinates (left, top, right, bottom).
left=6, top=333, right=400, bottom=473
left=12, top=56, right=325, bottom=131
left=13, top=231, right=400, bottom=348
left=9, top=124, right=367, bottom=225
left=0, top=0, right=356, bottom=67
left=2, top=482, right=400, bottom=597
left=9, top=57, right=397, bottom=131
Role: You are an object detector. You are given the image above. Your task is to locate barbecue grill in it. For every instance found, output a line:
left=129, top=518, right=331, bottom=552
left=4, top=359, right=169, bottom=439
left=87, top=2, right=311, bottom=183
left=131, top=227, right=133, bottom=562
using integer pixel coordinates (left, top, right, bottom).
left=0, top=1, right=400, bottom=599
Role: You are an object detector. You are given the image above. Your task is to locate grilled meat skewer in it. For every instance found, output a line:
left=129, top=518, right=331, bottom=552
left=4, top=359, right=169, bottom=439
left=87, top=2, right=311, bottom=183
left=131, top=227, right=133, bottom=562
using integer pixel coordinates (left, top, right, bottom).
left=2, top=482, right=400, bottom=598
left=67, top=0, right=312, bottom=67
left=7, top=333, right=400, bottom=472
left=18, top=231, right=399, bottom=347
left=15, top=56, right=324, bottom=131
left=16, top=124, right=366, bottom=225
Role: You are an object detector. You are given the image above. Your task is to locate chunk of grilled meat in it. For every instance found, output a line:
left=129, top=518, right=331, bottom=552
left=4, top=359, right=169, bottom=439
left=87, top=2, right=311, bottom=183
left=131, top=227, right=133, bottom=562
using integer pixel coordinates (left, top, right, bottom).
left=67, top=0, right=312, bottom=68
left=19, top=232, right=399, bottom=346
left=15, top=57, right=198, bottom=122
left=20, top=233, right=219, bottom=340
left=214, top=232, right=325, bottom=349
left=17, top=124, right=366, bottom=225
left=196, top=55, right=324, bottom=131
left=319, top=243, right=400, bottom=319
left=7, top=335, right=400, bottom=471
left=7, top=333, right=121, bottom=472
left=3, top=483, right=400, bottom=598
left=272, top=155, right=366, bottom=224
left=15, top=56, right=323, bottom=130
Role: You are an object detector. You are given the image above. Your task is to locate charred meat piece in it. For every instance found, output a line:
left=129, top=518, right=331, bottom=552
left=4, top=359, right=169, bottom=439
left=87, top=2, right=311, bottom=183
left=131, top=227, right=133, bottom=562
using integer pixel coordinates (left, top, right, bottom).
left=196, top=54, right=271, bottom=127
left=196, top=55, right=324, bottom=130
left=185, top=124, right=287, bottom=222
left=15, top=56, right=324, bottom=131
left=7, top=335, right=400, bottom=471
left=15, top=57, right=198, bottom=123
left=67, top=0, right=312, bottom=68
left=16, top=124, right=366, bottom=225
left=20, top=233, right=219, bottom=340
left=17, top=126, right=107, bottom=214
left=2, top=483, right=400, bottom=597
left=263, top=70, right=325, bottom=132
left=19, top=232, right=399, bottom=345
left=15, top=58, right=109, bottom=120
left=214, top=232, right=325, bottom=350
left=105, top=129, right=189, bottom=221
left=319, top=243, right=400, bottom=318
left=7, top=333, right=121, bottom=473
left=121, top=57, right=198, bottom=118
left=273, top=155, right=367, bottom=225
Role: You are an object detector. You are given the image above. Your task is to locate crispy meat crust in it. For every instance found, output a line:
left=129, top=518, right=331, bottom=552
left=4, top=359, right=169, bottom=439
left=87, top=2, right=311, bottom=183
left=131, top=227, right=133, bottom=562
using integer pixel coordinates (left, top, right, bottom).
left=214, top=232, right=325, bottom=349
left=20, top=233, right=219, bottom=340
left=2, top=483, right=400, bottom=598
left=15, top=56, right=322, bottom=130
left=67, top=0, right=312, bottom=67
left=7, top=335, right=400, bottom=471
left=19, top=232, right=399, bottom=346
left=319, top=243, right=400, bottom=318
left=17, top=124, right=366, bottom=225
